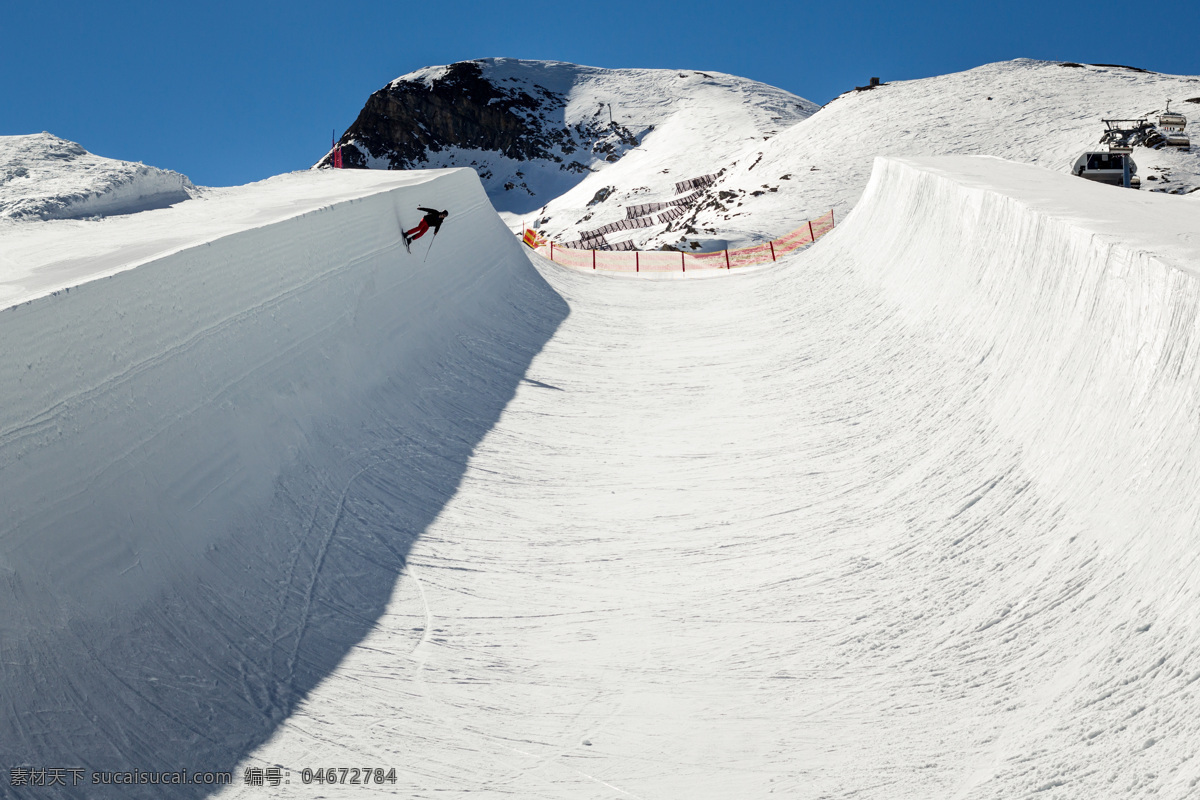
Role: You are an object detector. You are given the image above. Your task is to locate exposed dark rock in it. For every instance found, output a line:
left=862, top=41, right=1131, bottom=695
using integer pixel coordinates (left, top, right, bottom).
left=1088, top=63, right=1152, bottom=73
left=318, top=61, right=640, bottom=176
left=588, top=186, right=615, bottom=206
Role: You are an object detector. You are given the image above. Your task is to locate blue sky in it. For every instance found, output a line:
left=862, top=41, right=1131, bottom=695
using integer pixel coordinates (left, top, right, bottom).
left=3, top=0, right=1195, bottom=186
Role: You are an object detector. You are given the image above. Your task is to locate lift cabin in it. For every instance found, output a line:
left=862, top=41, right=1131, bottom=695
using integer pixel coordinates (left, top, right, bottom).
left=1159, top=110, right=1187, bottom=132
left=1072, top=151, right=1140, bottom=189
left=1158, top=103, right=1190, bottom=150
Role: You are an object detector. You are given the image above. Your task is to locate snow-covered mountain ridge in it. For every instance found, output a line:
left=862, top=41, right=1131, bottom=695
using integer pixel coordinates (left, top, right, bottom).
left=317, top=58, right=817, bottom=221
left=0, top=133, right=194, bottom=221
left=324, top=58, right=1200, bottom=253
left=675, top=59, right=1200, bottom=249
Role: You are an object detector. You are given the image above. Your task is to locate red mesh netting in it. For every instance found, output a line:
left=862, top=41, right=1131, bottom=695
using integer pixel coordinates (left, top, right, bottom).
left=533, top=211, right=834, bottom=274
left=603, top=252, right=634, bottom=271
left=809, top=211, right=835, bottom=240
left=634, top=251, right=687, bottom=272
left=546, top=245, right=594, bottom=270
left=727, top=242, right=773, bottom=269
left=771, top=224, right=815, bottom=257
left=682, top=251, right=729, bottom=271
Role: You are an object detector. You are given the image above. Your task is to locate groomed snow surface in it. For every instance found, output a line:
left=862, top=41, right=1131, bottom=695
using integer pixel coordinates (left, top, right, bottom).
left=3, top=156, right=1200, bottom=799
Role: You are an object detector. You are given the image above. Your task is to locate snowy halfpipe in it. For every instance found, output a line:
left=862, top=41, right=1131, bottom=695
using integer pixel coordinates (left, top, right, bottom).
left=3, top=157, right=1199, bottom=799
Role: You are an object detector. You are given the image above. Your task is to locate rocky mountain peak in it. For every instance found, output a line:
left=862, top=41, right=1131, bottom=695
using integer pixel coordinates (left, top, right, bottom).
left=317, top=60, right=643, bottom=206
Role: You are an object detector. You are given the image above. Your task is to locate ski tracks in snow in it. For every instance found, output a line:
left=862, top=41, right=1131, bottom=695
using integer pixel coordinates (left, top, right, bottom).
left=218, top=160, right=1200, bottom=798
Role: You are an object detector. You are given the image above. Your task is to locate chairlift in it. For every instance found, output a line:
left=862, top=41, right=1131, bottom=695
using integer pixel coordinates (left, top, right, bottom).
left=1158, top=101, right=1187, bottom=132
left=1099, top=119, right=1152, bottom=151
left=1159, top=113, right=1188, bottom=131
left=1103, top=118, right=1149, bottom=130
left=1163, top=132, right=1191, bottom=150
left=1158, top=101, right=1189, bottom=149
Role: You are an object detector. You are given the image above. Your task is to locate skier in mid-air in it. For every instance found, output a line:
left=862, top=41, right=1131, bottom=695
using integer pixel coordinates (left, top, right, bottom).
left=404, top=207, right=449, bottom=247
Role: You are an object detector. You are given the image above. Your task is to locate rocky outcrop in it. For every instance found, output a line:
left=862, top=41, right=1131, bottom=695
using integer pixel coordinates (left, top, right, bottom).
left=317, top=61, right=639, bottom=176
left=316, top=57, right=816, bottom=226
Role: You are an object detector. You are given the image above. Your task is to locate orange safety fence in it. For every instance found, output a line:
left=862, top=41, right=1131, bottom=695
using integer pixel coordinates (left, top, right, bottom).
left=525, top=210, right=835, bottom=274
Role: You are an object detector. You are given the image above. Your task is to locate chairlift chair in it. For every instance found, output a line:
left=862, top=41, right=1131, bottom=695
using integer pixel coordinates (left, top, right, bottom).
left=1163, top=132, right=1191, bottom=150
left=1157, top=102, right=1189, bottom=149
left=1159, top=112, right=1188, bottom=131
left=1159, top=101, right=1187, bottom=132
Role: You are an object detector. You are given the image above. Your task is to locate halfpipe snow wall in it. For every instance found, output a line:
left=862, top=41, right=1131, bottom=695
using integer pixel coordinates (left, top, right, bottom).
left=0, top=168, right=567, bottom=796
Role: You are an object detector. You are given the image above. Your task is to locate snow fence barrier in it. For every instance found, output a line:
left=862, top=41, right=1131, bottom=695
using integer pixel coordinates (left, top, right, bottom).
left=527, top=211, right=835, bottom=273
